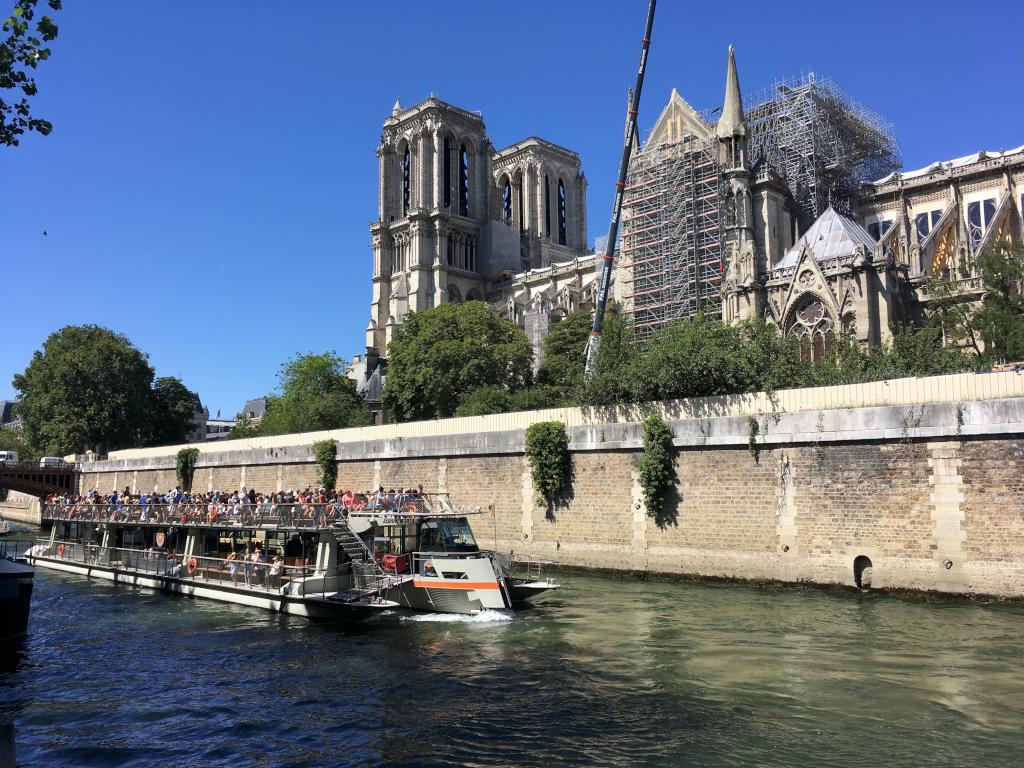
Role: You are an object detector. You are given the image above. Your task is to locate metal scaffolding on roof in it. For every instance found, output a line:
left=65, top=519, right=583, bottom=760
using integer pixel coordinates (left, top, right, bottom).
left=745, top=72, right=901, bottom=231
left=619, top=135, right=723, bottom=339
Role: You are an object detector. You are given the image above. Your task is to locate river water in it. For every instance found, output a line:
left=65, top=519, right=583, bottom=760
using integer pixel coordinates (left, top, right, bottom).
left=2, top=566, right=1023, bottom=767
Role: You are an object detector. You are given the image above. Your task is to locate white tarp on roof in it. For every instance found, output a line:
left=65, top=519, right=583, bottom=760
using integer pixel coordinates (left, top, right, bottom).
left=874, top=145, right=1024, bottom=184
left=774, top=207, right=876, bottom=270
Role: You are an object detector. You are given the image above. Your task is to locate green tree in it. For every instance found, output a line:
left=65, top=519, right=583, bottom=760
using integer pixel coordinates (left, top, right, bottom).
left=974, top=240, right=1024, bottom=363
left=0, top=426, right=34, bottom=462
left=12, top=325, right=156, bottom=454
left=226, top=414, right=261, bottom=439
left=631, top=312, right=748, bottom=402
left=148, top=377, right=201, bottom=446
left=258, top=352, right=370, bottom=436
left=536, top=312, right=593, bottom=395
left=2, top=0, right=61, bottom=147
left=383, top=301, right=533, bottom=422
left=579, top=310, right=638, bottom=406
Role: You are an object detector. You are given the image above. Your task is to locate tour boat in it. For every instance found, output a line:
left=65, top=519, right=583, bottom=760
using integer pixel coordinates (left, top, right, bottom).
left=0, top=539, right=34, bottom=641
left=28, top=495, right=557, bottom=620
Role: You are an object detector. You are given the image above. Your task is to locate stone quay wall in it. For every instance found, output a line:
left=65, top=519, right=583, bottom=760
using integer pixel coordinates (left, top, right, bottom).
left=74, top=372, right=1024, bottom=598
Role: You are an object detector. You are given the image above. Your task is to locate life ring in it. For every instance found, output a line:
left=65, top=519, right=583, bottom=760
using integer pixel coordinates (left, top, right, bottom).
left=187, top=557, right=198, bottom=576
left=58, top=543, right=65, bottom=557
left=424, top=560, right=436, bottom=575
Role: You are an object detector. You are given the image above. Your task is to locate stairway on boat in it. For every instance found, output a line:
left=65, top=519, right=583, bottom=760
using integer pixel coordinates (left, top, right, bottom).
left=328, top=518, right=411, bottom=604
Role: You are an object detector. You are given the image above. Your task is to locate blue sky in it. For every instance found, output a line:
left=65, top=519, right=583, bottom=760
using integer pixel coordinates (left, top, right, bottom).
left=4, top=0, right=1023, bottom=415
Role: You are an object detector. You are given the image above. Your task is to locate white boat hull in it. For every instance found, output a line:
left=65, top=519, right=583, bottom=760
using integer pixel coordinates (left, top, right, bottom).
left=28, top=556, right=384, bottom=621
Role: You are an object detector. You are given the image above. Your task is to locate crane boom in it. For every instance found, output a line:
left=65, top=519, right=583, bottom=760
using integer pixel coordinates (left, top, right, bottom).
left=583, top=0, right=657, bottom=379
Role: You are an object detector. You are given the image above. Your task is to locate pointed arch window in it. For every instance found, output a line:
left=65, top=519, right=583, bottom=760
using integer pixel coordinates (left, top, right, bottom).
left=557, top=179, right=567, bottom=245
left=459, top=144, right=470, bottom=217
left=502, top=179, right=513, bottom=224
left=789, top=296, right=833, bottom=363
left=443, top=138, right=452, bottom=209
left=402, top=147, right=411, bottom=216
left=544, top=174, right=551, bottom=237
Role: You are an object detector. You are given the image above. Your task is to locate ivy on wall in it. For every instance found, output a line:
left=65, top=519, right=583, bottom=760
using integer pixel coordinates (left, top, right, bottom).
left=637, top=415, right=676, bottom=518
left=525, top=421, right=570, bottom=509
left=175, top=447, right=200, bottom=491
left=313, top=440, right=338, bottom=490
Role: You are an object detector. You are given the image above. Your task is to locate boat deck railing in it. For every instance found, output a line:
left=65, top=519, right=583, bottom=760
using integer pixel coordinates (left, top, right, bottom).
left=0, top=538, right=35, bottom=561
left=43, top=496, right=471, bottom=529
left=31, top=538, right=382, bottom=597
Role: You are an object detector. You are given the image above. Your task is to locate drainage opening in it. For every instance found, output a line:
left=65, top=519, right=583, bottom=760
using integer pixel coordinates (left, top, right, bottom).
left=853, top=555, right=873, bottom=590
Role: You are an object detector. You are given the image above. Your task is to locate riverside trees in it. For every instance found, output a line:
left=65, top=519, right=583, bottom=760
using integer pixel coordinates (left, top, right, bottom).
left=383, top=301, right=533, bottom=421
left=12, top=325, right=199, bottom=454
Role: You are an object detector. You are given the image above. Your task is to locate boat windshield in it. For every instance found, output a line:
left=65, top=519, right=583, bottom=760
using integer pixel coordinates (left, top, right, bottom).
left=418, top=517, right=478, bottom=553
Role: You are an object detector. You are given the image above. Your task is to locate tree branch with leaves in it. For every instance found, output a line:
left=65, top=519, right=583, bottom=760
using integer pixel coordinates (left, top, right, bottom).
left=1, top=0, right=61, bottom=147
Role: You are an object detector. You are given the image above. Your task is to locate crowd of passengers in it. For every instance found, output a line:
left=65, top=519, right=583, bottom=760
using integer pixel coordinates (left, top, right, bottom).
left=44, top=485, right=429, bottom=526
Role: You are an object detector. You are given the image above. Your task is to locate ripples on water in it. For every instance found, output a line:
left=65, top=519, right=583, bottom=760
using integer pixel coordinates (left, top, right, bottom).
left=1, top=568, right=1023, bottom=767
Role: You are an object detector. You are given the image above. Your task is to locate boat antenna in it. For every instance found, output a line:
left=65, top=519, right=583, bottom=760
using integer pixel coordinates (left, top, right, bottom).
left=584, top=0, right=656, bottom=379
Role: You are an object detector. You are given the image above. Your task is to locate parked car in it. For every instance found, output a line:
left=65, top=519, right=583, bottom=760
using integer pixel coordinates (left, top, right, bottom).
left=39, top=457, right=65, bottom=469
left=0, top=451, right=19, bottom=464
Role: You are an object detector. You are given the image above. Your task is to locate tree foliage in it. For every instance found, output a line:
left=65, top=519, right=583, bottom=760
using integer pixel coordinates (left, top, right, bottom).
left=13, top=325, right=157, bottom=455
left=0, top=426, right=34, bottom=462
left=258, top=352, right=370, bottom=436
left=974, top=240, right=1024, bottom=363
left=313, top=440, right=337, bottom=490
left=637, top=414, right=676, bottom=522
left=175, top=447, right=200, bottom=492
left=383, top=301, right=533, bottom=422
left=2, top=0, right=61, bottom=147
left=524, top=421, right=571, bottom=510
left=226, top=414, right=260, bottom=440
left=148, top=377, right=200, bottom=447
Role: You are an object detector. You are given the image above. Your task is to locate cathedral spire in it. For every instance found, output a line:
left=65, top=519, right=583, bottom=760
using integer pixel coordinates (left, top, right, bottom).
left=716, top=45, right=745, bottom=140
left=391, top=98, right=403, bottom=117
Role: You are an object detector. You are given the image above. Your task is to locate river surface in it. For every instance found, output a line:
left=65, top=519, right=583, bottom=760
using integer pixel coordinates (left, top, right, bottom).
left=1, top=564, right=1023, bottom=767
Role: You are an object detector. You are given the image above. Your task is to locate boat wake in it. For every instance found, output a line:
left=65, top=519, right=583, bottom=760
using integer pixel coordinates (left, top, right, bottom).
left=402, top=609, right=516, bottom=624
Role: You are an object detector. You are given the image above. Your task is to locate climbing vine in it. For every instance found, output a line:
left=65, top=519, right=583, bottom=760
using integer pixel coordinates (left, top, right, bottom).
left=747, top=415, right=760, bottom=459
left=637, top=414, right=676, bottom=518
left=313, top=440, right=338, bottom=490
left=525, top=421, right=570, bottom=508
left=175, top=447, right=200, bottom=491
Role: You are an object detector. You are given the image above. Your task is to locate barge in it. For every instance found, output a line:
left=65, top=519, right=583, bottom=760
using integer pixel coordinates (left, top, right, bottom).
left=28, top=495, right=557, bottom=619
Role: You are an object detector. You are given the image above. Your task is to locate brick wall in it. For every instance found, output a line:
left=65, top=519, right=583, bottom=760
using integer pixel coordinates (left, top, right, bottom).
left=68, top=433, right=1024, bottom=597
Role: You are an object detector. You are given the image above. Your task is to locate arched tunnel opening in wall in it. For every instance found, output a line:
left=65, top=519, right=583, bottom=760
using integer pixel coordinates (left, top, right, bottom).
left=853, top=555, right=873, bottom=590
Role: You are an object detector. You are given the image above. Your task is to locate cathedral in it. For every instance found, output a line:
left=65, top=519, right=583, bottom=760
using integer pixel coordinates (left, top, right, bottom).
left=358, top=49, right=1023, bottom=409
left=363, top=97, right=598, bottom=377
left=625, top=47, right=1023, bottom=356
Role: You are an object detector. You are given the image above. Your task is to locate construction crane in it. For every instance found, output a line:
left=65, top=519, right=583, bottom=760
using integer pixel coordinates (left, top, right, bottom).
left=583, top=0, right=656, bottom=379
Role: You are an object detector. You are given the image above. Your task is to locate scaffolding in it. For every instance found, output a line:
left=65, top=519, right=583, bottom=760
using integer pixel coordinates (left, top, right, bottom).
left=619, top=134, right=723, bottom=339
left=745, top=73, right=901, bottom=231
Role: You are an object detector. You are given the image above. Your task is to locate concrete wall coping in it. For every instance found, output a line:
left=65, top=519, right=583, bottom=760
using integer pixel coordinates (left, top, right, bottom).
left=76, top=396, right=1024, bottom=474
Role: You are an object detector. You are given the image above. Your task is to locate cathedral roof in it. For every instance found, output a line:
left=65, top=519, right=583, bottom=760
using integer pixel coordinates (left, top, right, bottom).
left=873, top=144, right=1024, bottom=184
left=774, top=207, right=876, bottom=269
left=643, top=88, right=712, bottom=149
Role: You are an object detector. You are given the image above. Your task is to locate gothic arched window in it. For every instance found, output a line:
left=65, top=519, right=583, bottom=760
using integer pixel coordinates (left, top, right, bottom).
left=789, top=296, right=834, bottom=363
left=459, top=144, right=470, bottom=216
left=544, top=174, right=551, bottom=237
left=402, top=147, right=411, bottom=216
left=443, top=138, right=452, bottom=209
left=557, top=179, right=567, bottom=245
left=502, top=179, right=513, bottom=224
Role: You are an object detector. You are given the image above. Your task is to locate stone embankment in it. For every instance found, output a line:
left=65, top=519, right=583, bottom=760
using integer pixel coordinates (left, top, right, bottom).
left=72, top=371, right=1024, bottom=598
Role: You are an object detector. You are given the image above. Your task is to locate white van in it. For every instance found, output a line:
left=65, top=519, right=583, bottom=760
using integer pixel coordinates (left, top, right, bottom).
left=39, top=456, right=65, bottom=469
left=0, top=451, right=18, bottom=464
